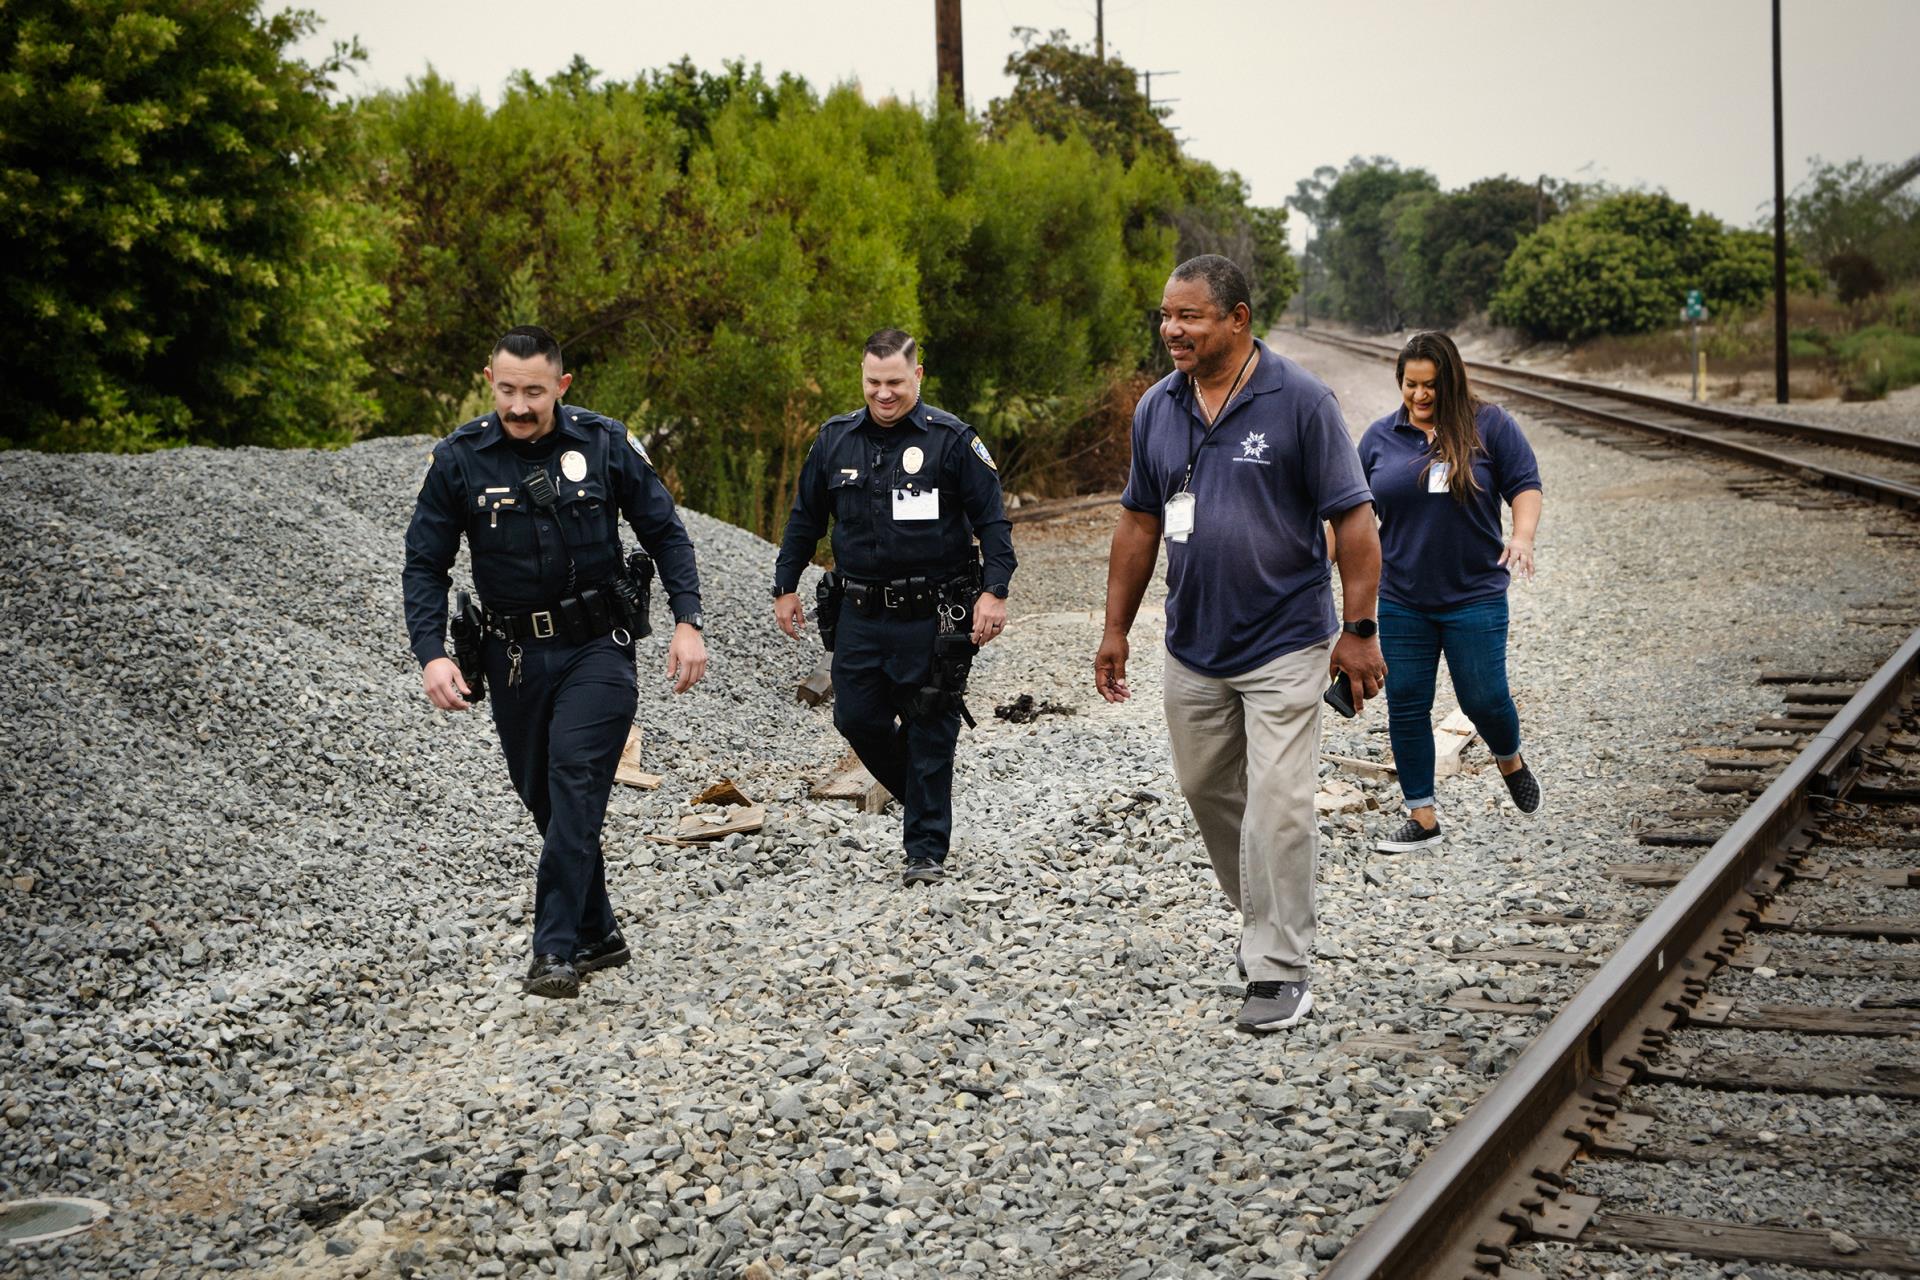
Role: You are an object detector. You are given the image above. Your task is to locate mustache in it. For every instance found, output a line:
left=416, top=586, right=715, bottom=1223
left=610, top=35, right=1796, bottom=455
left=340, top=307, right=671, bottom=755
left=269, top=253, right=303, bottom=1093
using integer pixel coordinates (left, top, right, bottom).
left=504, top=410, right=540, bottom=424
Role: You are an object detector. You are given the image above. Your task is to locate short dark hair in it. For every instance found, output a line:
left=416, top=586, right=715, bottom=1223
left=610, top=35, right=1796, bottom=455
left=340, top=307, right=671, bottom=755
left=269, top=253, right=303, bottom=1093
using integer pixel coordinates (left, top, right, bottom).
left=492, top=325, right=564, bottom=372
left=862, top=328, right=918, bottom=364
left=1169, top=255, right=1251, bottom=319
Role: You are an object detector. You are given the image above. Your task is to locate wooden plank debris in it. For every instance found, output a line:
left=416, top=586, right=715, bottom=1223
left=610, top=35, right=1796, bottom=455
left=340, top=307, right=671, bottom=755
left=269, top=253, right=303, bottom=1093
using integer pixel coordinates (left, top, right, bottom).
left=1582, top=1211, right=1920, bottom=1274
left=671, top=804, right=766, bottom=843
left=1729, top=942, right=1920, bottom=981
left=1433, top=708, right=1477, bottom=778
left=692, top=778, right=750, bottom=807
left=1314, top=779, right=1367, bottom=815
left=810, top=752, right=891, bottom=814
left=1441, top=987, right=1541, bottom=1016
left=1322, top=752, right=1396, bottom=779
left=614, top=727, right=662, bottom=790
left=795, top=656, right=833, bottom=706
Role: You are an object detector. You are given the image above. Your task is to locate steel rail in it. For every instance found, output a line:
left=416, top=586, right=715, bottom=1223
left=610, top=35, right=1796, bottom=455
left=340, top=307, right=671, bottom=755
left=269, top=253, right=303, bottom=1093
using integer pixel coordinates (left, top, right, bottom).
left=1296, top=330, right=1920, bottom=464
left=1295, top=330, right=1920, bottom=512
left=1318, top=623, right=1920, bottom=1280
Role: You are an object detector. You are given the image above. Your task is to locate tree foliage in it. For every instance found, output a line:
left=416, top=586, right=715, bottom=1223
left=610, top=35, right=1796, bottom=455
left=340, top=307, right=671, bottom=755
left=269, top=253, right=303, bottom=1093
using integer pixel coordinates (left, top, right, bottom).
left=1, top=0, right=387, bottom=449
left=1490, top=192, right=1814, bottom=341
left=1788, top=155, right=1920, bottom=298
left=1381, top=177, right=1554, bottom=327
left=1312, top=158, right=1439, bottom=329
left=985, top=28, right=1175, bottom=166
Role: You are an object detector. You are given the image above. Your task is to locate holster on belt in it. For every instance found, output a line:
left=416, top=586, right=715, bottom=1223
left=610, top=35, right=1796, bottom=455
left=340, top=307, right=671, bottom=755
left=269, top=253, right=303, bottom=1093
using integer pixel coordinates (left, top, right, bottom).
left=449, top=590, right=488, bottom=702
left=815, top=572, right=844, bottom=653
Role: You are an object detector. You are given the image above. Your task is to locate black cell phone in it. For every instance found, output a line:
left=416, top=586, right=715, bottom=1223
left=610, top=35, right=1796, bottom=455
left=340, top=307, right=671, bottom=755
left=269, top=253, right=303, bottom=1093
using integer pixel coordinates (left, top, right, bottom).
left=1323, top=669, right=1357, bottom=718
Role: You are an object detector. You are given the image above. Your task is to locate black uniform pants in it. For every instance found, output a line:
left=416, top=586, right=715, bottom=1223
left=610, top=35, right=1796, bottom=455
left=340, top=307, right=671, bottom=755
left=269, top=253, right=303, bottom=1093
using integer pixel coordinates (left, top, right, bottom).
left=484, top=633, right=637, bottom=957
left=831, top=606, right=965, bottom=863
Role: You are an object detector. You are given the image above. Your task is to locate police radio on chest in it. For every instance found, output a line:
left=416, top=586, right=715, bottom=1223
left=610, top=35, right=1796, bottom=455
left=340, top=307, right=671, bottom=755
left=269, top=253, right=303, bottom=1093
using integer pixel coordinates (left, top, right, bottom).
left=523, top=466, right=559, bottom=513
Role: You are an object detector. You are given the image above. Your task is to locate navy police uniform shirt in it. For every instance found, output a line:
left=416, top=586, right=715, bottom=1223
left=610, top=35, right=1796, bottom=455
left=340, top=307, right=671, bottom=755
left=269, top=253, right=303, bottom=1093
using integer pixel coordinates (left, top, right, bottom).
left=402, top=405, right=701, bottom=667
left=1358, top=402, right=1542, bottom=612
left=1121, top=339, right=1373, bottom=678
left=772, top=400, right=1016, bottom=597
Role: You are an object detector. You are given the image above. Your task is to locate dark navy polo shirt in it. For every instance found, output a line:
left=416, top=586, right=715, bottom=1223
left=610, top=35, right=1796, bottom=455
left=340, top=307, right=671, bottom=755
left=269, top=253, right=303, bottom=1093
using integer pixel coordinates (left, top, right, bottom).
left=1357, top=402, right=1543, bottom=611
left=1120, top=340, right=1373, bottom=678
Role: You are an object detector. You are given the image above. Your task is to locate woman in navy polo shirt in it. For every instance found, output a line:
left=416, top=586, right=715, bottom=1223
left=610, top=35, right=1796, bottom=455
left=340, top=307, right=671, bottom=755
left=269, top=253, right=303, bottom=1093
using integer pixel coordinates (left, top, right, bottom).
left=1359, top=331, right=1543, bottom=851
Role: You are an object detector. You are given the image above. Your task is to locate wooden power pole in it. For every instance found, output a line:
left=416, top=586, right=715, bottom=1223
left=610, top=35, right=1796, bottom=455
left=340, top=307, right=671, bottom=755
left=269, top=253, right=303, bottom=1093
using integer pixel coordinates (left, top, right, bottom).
left=936, top=0, right=963, bottom=108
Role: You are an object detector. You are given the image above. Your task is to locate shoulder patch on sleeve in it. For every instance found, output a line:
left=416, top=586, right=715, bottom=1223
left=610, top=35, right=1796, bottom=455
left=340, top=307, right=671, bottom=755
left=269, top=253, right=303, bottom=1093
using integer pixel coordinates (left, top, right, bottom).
left=626, top=430, right=653, bottom=467
left=970, top=436, right=997, bottom=471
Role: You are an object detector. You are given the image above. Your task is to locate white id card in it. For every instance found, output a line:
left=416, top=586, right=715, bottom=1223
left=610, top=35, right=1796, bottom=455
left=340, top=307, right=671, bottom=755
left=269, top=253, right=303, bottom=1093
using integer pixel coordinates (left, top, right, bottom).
left=1427, top=462, right=1451, bottom=493
left=1164, top=491, right=1196, bottom=542
left=892, top=487, right=940, bottom=520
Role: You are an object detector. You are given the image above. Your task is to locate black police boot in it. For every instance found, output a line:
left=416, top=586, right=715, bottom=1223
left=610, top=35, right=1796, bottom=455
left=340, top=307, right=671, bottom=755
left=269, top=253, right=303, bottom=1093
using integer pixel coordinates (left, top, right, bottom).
left=523, top=954, right=580, bottom=999
left=902, top=858, right=946, bottom=887
left=573, top=932, right=631, bottom=975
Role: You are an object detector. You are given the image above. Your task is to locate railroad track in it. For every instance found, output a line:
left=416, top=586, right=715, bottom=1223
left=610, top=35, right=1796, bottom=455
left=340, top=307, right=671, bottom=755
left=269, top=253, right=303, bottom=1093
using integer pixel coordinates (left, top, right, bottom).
left=1296, top=330, right=1920, bottom=514
left=1320, top=625, right=1920, bottom=1279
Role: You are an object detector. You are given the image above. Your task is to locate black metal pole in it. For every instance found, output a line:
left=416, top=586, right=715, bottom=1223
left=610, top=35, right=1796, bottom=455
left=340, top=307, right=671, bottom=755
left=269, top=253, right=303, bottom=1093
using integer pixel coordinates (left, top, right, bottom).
left=1772, top=0, right=1789, bottom=403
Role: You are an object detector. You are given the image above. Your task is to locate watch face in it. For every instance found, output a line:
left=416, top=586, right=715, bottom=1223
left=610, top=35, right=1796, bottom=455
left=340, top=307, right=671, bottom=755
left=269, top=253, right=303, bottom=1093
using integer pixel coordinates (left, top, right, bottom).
left=687, top=614, right=704, bottom=631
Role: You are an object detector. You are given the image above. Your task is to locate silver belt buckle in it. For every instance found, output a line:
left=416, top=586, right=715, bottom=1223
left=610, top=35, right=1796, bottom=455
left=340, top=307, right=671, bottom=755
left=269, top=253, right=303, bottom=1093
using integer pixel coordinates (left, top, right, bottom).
left=882, top=586, right=902, bottom=610
left=531, top=611, right=555, bottom=639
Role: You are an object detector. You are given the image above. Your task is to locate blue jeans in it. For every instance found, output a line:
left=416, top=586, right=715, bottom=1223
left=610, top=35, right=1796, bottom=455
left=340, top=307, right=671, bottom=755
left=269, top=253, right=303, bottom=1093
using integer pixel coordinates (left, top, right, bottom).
left=1379, top=597, right=1523, bottom=811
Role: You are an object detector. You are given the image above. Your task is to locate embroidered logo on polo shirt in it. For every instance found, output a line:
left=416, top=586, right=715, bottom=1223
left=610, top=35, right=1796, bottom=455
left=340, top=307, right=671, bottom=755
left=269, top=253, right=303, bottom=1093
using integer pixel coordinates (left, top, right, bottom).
left=1234, top=431, right=1270, bottom=465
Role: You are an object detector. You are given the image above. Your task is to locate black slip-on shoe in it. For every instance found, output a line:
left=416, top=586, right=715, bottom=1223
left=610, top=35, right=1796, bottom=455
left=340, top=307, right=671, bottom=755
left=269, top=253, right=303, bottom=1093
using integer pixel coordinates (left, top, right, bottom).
left=1375, top=817, right=1443, bottom=853
left=1502, top=764, right=1543, bottom=814
left=573, top=933, right=631, bottom=975
left=902, top=858, right=946, bottom=887
left=522, top=954, right=580, bottom=999
left=1235, top=980, right=1313, bottom=1033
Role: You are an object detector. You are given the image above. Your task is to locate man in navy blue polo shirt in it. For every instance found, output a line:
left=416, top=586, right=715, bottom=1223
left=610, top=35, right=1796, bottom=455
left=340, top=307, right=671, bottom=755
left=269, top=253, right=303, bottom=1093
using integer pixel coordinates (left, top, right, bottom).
left=1095, top=255, right=1385, bottom=1033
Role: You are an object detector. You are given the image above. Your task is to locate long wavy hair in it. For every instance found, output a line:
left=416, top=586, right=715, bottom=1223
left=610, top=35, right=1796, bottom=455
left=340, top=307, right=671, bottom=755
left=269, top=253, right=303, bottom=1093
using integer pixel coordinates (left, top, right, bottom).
left=1396, top=330, right=1483, bottom=503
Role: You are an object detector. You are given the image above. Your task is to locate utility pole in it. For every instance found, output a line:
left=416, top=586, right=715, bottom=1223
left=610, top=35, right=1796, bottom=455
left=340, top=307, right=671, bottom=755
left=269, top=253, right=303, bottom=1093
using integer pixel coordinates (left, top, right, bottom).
left=1772, top=0, right=1789, bottom=403
left=935, top=0, right=963, bottom=109
left=1141, top=68, right=1179, bottom=114
left=1096, top=0, right=1104, bottom=61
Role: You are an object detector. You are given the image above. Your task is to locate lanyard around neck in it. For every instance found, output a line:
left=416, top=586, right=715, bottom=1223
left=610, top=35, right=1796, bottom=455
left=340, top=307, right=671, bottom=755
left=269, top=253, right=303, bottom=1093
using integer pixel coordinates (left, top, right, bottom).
left=1182, top=345, right=1257, bottom=492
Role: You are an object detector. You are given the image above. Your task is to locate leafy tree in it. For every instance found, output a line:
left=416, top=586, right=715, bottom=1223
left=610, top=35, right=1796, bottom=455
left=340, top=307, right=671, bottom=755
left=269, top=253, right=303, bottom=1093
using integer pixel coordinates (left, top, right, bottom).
left=1382, top=176, right=1551, bottom=327
left=985, top=28, right=1175, bottom=166
left=1789, top=155, right=1920, bottom=295
left=1318, top=158, right=1439, bottom=329
left=1490, top=191, right=1814, bottom=340
left=1, top=0, right=387, bottom=449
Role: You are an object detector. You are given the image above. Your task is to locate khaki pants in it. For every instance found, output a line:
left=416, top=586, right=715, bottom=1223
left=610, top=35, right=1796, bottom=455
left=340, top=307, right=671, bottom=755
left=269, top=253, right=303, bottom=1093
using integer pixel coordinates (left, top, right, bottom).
left=1162, top=640, right=1329, bottom=982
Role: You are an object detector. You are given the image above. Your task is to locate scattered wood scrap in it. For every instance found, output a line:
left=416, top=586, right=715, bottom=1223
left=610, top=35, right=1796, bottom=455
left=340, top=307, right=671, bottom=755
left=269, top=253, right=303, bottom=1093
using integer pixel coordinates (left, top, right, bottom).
left=692, top=778, right=750, bottom=807
left=1433, top=708, right=1478, bottom=778
left=810, top=752, right=891, bottom=814
left=671, top=805, right=766, bottom=844
left=1315, top=779, right=1367, bottom=815
left=1323, top=752, right=1395, bottom=779
left=795, top=655, right=833, bottom=706
left=614, top=727, right=661, bottom=789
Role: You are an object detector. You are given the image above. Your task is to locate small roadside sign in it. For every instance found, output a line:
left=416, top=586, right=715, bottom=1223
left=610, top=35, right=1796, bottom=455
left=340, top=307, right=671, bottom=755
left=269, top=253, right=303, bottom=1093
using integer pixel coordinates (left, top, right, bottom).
left=1683, top=289, right=1707, bottom=322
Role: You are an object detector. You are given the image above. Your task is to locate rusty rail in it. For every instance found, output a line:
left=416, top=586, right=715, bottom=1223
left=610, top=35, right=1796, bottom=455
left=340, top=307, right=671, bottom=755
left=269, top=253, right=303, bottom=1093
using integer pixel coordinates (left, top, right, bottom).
left=1318, top=624, right=1920, bottom=1280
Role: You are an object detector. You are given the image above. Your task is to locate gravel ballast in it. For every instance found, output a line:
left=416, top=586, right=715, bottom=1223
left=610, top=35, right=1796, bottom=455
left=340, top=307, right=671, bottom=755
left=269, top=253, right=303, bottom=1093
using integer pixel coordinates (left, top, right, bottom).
left=2, top=332, right=1916, bottom=1278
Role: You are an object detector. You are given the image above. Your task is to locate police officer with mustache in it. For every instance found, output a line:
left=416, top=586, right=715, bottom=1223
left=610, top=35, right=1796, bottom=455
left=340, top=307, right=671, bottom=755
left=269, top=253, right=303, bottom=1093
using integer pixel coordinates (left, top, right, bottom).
left=404, top=326, right=708, bottom=998
left=772, top=329, right=1016, bottom=885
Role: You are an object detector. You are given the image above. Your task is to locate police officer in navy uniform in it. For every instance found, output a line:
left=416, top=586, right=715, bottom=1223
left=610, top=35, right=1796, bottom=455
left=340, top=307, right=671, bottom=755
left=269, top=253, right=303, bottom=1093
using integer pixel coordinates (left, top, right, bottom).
left=772, top=328, right=1015, bottom=885
left=404, top=326, right=708, bottom=998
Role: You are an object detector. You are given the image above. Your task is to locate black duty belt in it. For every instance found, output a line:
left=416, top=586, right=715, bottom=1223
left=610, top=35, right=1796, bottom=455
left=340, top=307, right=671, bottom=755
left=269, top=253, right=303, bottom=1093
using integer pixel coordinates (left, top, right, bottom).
left=485, top=585, right=622, bottom=645
left=842, top=571, right=977, bottom=620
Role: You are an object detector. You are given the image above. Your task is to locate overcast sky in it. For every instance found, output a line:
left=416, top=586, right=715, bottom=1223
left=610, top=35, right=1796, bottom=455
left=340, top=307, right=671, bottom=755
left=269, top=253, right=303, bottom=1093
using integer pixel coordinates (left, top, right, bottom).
left=296, top=0, right=1920, bottom=248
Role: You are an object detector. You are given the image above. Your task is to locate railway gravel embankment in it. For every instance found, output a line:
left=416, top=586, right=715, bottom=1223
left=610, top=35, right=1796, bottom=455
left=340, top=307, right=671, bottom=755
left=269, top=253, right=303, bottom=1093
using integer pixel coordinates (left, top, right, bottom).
left=2, top=330, right=1915, bottom=1278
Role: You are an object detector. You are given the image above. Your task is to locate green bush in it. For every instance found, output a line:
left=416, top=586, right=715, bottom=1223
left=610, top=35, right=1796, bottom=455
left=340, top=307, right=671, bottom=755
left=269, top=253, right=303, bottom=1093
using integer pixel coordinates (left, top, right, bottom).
left=1, top=0, right=388, bottom=449
left=1836, top=326, right=1920, bottom=399
left=1491, top=192, right=1814, bottom=341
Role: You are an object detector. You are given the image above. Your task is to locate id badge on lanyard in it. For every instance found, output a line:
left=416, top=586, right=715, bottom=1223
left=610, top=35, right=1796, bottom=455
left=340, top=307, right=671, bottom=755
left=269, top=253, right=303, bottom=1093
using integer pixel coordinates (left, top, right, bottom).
left=1165, top=491, right=1196, bottom=543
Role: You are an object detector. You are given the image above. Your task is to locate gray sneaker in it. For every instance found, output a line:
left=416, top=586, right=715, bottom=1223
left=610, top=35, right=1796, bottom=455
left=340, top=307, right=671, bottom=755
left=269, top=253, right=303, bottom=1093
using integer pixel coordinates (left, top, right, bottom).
left=1235, top=980, right=1312, bottom=1033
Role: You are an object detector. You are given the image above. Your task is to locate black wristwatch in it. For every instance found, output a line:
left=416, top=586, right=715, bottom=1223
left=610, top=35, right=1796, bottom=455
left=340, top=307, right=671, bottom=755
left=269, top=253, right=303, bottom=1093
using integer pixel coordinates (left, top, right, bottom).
left=1341, top=618, right=1378, bottom=639
left=677, top=612, right=705, bottom=631
left=770, top=584, right=791, bottom=600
